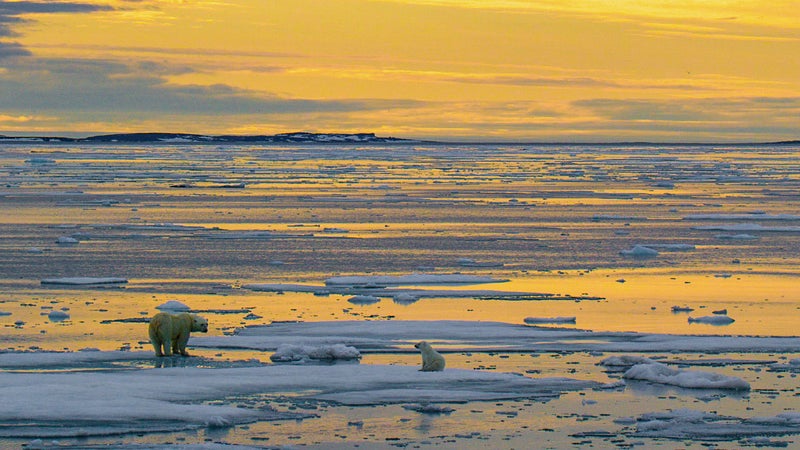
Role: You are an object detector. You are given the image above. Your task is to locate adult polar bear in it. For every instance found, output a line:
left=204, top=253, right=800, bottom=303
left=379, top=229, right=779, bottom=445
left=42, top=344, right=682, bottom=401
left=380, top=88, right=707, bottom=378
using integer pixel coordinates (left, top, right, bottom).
left=149, top=312, right=208, bottom=357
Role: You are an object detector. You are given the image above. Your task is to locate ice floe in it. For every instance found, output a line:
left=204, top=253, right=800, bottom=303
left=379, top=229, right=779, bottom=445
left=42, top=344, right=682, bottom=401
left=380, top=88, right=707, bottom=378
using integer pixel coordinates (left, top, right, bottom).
left=623, top=362, right=750, bottom=390
left=40, top=277, right=128, bottom=286
left=625, top=409, right=800, bottom=441
left=688, top=315, right=735, bottom=325
left=693, top=223, right=800, bottom=232
left=192, top=320, right=800, bottom=354
left=324, top=273, right=505, bottom=286
left=685, top=213, right=800, bottom=221
left=155, top=300, right=191, bottom=311
left=270, top=343, right=361, bottom=362
left=0, top=361, right=603, bottom=437
left=619, top=245, right=659, bottom=258
left=524, top=316, right=577, bottom=325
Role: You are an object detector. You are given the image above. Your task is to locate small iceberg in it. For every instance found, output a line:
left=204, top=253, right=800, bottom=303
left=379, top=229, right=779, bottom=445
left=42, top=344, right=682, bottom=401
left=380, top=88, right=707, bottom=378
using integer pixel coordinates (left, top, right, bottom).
left=688, top=315, right=735, bottom=326
left=41, top=277, right=128, bottom=286
left=619, top=245, right=658, bottom=258
left=155, top=300, right=191, bottom=311
left=524, top=316, right=576, bottom=325
left=347, top=295, right=381, bottom=305
left=270, top=344, right=361, bottom=363
left=55, top=236, right=79, bottom=245
left=47, top=310, right=70, bottom=322
left=624, top=362, right=750, bottom=390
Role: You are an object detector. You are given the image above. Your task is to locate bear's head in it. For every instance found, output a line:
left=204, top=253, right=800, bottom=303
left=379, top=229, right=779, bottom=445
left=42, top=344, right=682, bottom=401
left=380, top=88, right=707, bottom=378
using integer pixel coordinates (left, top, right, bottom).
left=414, top=341, right=430, bottom=351
left=190, top=314, right=208, bottom=333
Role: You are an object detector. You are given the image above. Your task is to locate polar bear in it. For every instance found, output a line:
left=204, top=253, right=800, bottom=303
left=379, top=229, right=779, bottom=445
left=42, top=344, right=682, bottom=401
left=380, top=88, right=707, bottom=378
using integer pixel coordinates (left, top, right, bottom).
left=414, top=341, right=445, bottom=371
left=148, top=312, right=208, bottom=357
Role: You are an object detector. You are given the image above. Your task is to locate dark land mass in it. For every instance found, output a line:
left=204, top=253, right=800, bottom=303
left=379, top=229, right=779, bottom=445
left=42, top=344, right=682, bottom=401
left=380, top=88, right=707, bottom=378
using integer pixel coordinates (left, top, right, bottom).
left=0, top=132, right=418, bottom=144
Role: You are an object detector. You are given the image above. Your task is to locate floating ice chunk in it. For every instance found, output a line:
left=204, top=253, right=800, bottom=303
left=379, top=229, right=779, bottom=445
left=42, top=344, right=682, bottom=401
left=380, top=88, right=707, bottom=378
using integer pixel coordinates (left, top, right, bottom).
left=347, top=295, right=381, bottom=305
left=688, top=315, right=735, bottom=325
left=685, top=213, right=800, bottom=221
left=630, top=409, right=800, bottom=440
left=41, top=277, right=128, bottom=286
left=639, top=244, right=695, bottom=251
left=715, top=233, right=759, bottom=240
left=624, top=362, right=750, bottom=390
left=0, top=311, right=11, bottom=316
left=403, top=403, right=454, bottom=414
left=599, top=355, right=657, bottom=367
left=55, top=236, right=78, bottom=244
left=593, top=215, right=646, bottom=221
left=671, top=305, right=694, bottom=313
left=47, top=310, right=70, bottom=322
left=322, top=227, right=349, bottom=233
left=457, top=257, right=503, bottom=267
left=155, top=300, right=191, bottom=311
left=619, top=245, right=658, bottom=258
left=392, top=293, right=420, bottom=304
left=270, top=344, right=361, bottom=363
left=26, top=247, right=43, bottom=253
left=714, top=273, right=732, bottom=278
left=325, top=273, right=504, bottom=286
left=524, top=316, right=576, bottom=325
left=693, top=223, right=800, bottom=232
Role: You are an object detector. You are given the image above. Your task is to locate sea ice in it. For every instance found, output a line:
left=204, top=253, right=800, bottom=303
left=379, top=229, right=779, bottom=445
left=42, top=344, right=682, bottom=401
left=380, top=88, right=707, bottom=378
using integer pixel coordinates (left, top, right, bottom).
left=524, top=316, right=577, bottom=325
left=270, top=343, right=361, bottom=362
left=688, top=315, right=735, bottom=325
left=41, top=277, right=128, bottom=286
left=619, top=245, right=659, bottom=258
left=325, top=273, right=504, bottom=286
left=156, top=300, right=191, bottom=311
left=347, top=295, right=381, bottom=305
left=47, top=310, right=70, bottom=321
left=0, top=360, right=603, bottom=437
left=55, top=236, right=79, bottom=244
left=624, top=362, right=750, bottom=390
left=628, top=409, right=800, bottom=440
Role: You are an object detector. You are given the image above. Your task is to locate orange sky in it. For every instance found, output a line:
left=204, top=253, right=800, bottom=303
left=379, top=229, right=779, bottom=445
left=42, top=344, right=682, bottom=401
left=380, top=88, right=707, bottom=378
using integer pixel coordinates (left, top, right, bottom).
left=0, top=0, right=798, bottom=141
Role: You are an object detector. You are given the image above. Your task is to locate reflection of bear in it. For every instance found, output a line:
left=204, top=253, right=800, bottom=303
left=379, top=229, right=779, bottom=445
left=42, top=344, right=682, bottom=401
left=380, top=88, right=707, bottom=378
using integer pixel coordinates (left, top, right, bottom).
left=414, top=341, right=445, bottom=371
left=148, top=312, right=208, bottom=357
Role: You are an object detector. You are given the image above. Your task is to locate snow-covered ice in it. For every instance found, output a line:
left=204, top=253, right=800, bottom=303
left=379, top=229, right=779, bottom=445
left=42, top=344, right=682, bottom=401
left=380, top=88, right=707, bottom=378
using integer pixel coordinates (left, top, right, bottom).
left=688, top=315, right=735, bottom=325
left=156, top=300, right=191, bottom=311
left=40, top=277, right=128, bottom=286
left=270, top=343, right=361, bottom=362
left=524, top=316, right=577, bottom=324
left=624, top=362, right=750, bottom=390
left=619, top=245, right=659, bottom=258
left=0, top=358, right=603, bottom=437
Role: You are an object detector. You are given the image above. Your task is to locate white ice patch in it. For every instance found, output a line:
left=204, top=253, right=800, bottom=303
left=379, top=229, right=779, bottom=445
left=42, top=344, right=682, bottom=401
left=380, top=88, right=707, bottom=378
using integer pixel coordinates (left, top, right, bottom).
left=619, top=245, right=659, bottom=258
left=325, top=273, right=505, bottom=286
left=524, top=316, right=576, bottom=325
left=624, top=362, right=750, bottom=390
left=192, top=320, right=800, bottom=354
left=270, top=344, right=361, bottom=362
left=628, top=409, right=800, bottom=441
left=156, top=300, right=191, bottom=311
left=40, top=277, right=128, bottom=286
left=688, top=315, right=735, bottom=325
left=693, top=223, right=800, bottom=232
left=0, top=362, right=602, bottom=437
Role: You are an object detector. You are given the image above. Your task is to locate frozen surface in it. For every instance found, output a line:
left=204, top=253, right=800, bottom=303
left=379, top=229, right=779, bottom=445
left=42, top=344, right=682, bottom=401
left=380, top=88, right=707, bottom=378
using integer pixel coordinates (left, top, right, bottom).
left=40, top=277, right=128, bottom=285
left=192, top=320, right=800, bottom=353
left=0, top=358, right=602, bottom=437
left=623, top=362, right=750, bottom=390
left=269, top=343, right=361, bottom=362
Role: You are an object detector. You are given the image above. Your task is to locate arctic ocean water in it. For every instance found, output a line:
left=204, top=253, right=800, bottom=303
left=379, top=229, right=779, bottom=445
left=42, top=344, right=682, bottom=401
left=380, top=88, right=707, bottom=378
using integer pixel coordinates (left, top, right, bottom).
left=1, top=142, right=800, bottom=448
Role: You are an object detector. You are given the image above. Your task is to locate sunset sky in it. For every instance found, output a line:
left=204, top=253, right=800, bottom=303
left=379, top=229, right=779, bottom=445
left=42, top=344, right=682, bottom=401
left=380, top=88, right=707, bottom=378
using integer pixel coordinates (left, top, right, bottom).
left=0, top=0, right=798, bottom=141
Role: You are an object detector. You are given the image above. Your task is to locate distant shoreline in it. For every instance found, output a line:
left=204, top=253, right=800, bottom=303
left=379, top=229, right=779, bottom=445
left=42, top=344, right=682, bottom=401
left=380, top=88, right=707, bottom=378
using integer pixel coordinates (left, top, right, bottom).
left=0, top=131, right=797, bottom=146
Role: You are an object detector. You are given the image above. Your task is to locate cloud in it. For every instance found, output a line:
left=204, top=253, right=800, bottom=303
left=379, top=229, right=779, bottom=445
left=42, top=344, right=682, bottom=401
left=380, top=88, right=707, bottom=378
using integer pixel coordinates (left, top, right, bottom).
left=0, top=1, right=112, bottom=58
left=0, top=57, right=425, bottom=120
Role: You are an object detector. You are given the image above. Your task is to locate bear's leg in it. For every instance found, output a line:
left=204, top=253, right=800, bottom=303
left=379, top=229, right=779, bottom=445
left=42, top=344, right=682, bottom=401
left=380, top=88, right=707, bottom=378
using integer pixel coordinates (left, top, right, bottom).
left=162, top=338, right=173, bottom=356
left=176, top=333, right=190, bottom=356
left=151, top=339, right=163, bottom=357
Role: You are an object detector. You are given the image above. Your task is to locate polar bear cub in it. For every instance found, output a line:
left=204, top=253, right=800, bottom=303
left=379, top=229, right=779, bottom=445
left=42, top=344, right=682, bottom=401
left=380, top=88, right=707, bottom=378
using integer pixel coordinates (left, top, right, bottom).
left=414, top=341, right=445, bottom=371
left=149, top=312, right=208, bottom=357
